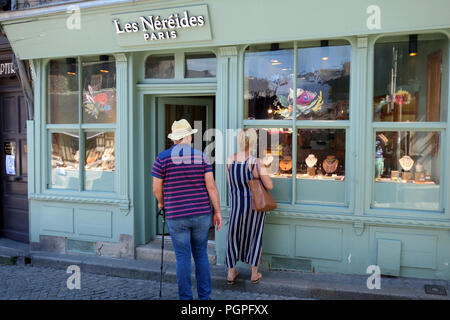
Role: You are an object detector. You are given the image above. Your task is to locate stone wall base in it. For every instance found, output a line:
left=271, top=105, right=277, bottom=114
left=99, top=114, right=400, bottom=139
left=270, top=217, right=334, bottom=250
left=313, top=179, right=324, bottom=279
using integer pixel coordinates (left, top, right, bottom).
left=30, top=234, right=135, bottom=259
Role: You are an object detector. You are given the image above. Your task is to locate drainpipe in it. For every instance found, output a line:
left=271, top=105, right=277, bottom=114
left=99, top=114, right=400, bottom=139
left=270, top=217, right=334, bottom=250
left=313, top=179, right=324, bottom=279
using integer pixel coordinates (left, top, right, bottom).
left=0, top=25, right=34, bottom=120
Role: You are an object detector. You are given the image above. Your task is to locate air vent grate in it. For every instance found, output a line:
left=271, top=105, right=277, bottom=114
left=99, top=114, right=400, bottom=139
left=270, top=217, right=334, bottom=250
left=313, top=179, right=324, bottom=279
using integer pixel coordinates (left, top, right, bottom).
left=424, top=285, right=447, bottom=296
left=270, top=257, right=312, bottom=272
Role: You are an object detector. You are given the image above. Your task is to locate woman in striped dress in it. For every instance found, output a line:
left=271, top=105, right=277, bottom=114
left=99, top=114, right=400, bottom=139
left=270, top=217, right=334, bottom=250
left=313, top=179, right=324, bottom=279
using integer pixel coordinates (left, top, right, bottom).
left=225, top=129, right=273, bottom=284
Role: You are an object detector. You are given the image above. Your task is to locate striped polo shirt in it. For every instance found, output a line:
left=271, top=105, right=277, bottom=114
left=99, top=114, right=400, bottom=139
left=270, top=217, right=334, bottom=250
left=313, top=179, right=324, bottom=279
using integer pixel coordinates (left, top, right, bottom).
left=151, top=144, right=213, bottom=219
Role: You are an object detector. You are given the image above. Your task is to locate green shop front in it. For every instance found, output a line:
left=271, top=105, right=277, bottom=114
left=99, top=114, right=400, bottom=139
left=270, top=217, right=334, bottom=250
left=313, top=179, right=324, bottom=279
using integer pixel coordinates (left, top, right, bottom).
left=1, top=0, right=450, bottom=280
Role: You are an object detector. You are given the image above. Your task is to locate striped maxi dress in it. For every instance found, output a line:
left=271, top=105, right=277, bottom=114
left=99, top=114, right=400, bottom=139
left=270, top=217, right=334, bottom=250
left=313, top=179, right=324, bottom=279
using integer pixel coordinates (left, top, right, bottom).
left=225, top=156, right=266, bottom=268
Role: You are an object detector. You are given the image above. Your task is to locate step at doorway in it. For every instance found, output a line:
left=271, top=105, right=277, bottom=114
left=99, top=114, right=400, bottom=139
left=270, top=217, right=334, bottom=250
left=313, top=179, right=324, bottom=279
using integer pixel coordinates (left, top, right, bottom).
left=136, top=237, right=217, bottom=265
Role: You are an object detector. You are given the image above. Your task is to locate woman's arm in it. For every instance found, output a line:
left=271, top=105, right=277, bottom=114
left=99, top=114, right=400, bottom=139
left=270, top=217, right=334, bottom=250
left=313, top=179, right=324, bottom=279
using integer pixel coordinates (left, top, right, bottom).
left=251, top=158, right=273, bottom=190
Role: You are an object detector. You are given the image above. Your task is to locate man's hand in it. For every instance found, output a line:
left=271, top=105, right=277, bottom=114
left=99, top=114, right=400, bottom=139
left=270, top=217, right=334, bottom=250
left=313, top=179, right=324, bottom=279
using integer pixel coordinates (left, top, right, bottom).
left=213, top=211, right=222, bottom=231
left=153, top=177, right=164, bottom=210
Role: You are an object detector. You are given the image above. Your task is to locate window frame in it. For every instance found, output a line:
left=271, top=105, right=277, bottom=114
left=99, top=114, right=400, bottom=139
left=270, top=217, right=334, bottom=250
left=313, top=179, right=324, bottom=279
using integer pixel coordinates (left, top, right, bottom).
left=365, top=32, right=449, bottom=218
left=44, top=56, right=118, bottom=195
left=241, top=39, right=355, bottom=213
left=142, top=50, right=218, bottom=83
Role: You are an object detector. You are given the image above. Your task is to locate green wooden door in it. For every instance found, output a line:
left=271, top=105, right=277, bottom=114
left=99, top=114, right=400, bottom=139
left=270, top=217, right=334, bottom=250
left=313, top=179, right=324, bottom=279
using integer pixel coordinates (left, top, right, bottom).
left=154, top=96, right=214, bottom=235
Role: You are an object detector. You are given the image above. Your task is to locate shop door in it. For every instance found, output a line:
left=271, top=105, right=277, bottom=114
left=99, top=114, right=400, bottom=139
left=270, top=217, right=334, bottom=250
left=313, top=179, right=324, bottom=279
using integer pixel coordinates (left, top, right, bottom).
left=0, top=92, right=29, bottom=243
left=155, top=96, right=215, bottom=237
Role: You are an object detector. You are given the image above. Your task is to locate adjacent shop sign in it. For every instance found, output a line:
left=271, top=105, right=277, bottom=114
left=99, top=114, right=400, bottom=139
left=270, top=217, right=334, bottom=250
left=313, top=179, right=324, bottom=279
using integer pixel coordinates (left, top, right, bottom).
left=111, top=4, right=212, bottom=47
left=0, top=61, right=16, bottom=77
left=4, top=142, right=16, bottom=175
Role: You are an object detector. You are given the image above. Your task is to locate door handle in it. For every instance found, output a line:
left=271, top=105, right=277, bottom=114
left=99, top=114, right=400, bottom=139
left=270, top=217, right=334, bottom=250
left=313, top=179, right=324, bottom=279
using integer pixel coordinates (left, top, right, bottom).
left=14, top=176, right=22, bottom=181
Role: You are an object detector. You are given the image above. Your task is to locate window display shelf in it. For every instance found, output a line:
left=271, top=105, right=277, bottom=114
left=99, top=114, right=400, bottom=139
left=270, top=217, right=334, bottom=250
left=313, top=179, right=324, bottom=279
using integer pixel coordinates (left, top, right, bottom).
left=374, top=177, right=436, bottom=185
left=296, top=174, right=345, bottom=181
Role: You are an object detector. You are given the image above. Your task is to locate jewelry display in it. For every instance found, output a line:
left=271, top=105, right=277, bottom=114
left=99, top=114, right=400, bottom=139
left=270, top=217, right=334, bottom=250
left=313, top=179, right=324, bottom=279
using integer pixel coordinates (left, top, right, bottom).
left=398, top=155, right=414, bottom=171
left=414, top=162, right=425, bottom=182
left=305, top=154, right=317, bottom=176
left=262, top=155, right=274, bottom=167
left=322, top=155, right=338, bottom=175
left=391, top=170, right=399, bottom=180
left=305, top=154, right=318, bottom=168
left=280, top=157, right=292, bottom=172
left=398, top=155, right=414, bottom=181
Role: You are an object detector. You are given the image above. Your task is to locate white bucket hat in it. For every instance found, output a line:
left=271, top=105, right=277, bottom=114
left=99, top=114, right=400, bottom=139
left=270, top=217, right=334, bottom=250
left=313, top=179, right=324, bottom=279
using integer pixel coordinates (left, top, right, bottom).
left=167, top=119, right=198, bottom=141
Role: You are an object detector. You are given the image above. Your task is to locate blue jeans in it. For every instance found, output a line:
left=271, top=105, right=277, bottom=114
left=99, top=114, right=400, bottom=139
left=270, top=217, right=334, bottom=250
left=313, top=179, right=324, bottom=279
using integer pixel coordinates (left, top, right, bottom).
left=166, top=214, right=212, bottom=300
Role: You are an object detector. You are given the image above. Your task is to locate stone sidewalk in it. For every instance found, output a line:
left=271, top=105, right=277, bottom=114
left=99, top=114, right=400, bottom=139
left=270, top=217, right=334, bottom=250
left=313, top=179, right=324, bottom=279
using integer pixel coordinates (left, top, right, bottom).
left=0, top=264, right=301, bottom=300
left=1, top=238, right=449, bottom=300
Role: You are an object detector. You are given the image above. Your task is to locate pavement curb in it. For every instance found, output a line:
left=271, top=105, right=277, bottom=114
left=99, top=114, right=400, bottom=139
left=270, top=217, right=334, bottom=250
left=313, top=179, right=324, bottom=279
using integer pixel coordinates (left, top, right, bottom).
left=24, top=250, right=450, bottom=300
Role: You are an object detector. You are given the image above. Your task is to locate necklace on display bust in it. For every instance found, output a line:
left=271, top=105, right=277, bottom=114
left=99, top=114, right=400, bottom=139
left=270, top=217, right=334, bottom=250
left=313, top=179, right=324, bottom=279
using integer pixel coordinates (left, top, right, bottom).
left=280, top=157, right=292, bottom=172
left=399, top=155, right=414, bottom=171
left=305, top=154, right=318, bottom=168
left=323, top=155, right=339, bottom=174
left=262, top=155, right=274, bottom=167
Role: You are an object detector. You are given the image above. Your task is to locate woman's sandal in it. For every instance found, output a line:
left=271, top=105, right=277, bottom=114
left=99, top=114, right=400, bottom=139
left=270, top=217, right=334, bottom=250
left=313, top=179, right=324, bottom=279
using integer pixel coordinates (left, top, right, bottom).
left=251, top=273, right=262, bottom=284
left=227, top=272, right=240, bottom=285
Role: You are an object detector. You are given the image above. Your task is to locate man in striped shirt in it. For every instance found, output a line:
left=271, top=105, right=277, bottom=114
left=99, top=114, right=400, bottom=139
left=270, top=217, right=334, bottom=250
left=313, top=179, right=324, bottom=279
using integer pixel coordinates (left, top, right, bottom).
left=152, top=119, right=222, bottom=300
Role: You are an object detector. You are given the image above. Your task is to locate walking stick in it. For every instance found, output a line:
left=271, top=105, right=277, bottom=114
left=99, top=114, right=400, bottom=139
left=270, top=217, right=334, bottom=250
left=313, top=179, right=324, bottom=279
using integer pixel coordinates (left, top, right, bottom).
left=158, top=207, right=166, bottom=299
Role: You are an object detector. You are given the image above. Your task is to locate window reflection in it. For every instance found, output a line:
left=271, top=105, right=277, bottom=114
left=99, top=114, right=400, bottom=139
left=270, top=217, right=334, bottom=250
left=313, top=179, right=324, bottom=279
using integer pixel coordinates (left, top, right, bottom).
left=185, top=53, right=216, bottom=78
left=251, top=128, right=293, bottom=178
left=244, top=45, right=294, bottom=120
left=373, top=34, right=448, bottom=122
left=296, top=44, right=351, bottom=120
left=145, top=55, right=175, bottom=79
left=82, top=57, right=116, bottom=124
left=84, top=132, right=115, bottom=192
left=48, top=59, right=79, bottom=124
left=373, top=130, right=441, bottom=211
left=373, top=131, right=440, bottom=184
left=51, top=132, right=79, bottom=190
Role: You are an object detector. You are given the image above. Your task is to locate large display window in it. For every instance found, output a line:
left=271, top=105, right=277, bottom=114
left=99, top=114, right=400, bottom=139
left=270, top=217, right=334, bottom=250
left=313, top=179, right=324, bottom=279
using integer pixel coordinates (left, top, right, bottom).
left=373, top=34, right=448, bottom=122
left=244, top=43, right=294, bottom=120
left=371, top=33, right=448, bottom=212
left=372, top=130, right=441, bottom=211
left=47, top=56, right=116, bottom=192
left=244, top=40, right=351, bottom=206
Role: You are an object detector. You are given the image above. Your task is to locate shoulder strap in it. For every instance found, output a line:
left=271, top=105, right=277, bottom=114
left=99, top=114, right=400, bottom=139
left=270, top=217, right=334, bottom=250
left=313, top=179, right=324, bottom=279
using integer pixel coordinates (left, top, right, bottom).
left=249, top=156, right=258, bottom=179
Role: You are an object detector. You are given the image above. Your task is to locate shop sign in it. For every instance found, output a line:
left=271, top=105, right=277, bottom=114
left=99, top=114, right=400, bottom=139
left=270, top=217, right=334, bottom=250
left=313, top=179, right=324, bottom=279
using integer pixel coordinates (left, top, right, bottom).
left=111, top=4, right=211, bottom=47
left=0, top=62, right=16, bottom=77
left=4, top=142, right=16, bottom=175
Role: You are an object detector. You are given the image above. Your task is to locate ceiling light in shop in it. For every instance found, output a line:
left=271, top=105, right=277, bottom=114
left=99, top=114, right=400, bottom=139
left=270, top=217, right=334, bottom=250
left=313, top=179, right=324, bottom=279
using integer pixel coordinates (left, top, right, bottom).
left=321, top=40, right=329, bottom=61
left=409, top=34, right=418, bottom=57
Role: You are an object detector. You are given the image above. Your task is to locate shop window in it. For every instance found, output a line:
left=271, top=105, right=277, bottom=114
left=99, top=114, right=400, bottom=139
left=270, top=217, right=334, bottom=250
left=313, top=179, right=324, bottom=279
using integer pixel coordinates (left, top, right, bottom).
left=244, top=40, right=352, bottom=208
left=372, top=130, right=441, bottom=211
left=51, top=132, right=79, bottom=190
left=373, top=34, right=448, bottom=122
left=296, top=128, right=346, bottom=205
left=47, top=58, right=79, bottom=124
left=371, top=33, right=448, bottom=212
left=145, top=54, right=175, bottom=79
left=244, top=44, right=294, bottom=120
left=47, top=56, right=117, bottom=192
left=84, top=132, right=115, bottom=192
left=185, top=52, right=216, bottom=78
left=252, top=128, right=292, bottom=203
left=296, top=43, right=351, bottom=120
left=82, top=57, right=116, bottom=123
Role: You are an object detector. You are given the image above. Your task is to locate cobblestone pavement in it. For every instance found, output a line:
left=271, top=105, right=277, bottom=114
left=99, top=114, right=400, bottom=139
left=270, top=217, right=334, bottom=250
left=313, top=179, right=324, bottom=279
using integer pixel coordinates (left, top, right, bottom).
left=0, top=265, right=299, bottom=300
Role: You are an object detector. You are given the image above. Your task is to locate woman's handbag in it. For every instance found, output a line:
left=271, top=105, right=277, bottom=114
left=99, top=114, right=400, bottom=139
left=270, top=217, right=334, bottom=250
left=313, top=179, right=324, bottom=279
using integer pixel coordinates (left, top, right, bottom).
left=248, top=158, right=277, bottom=212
